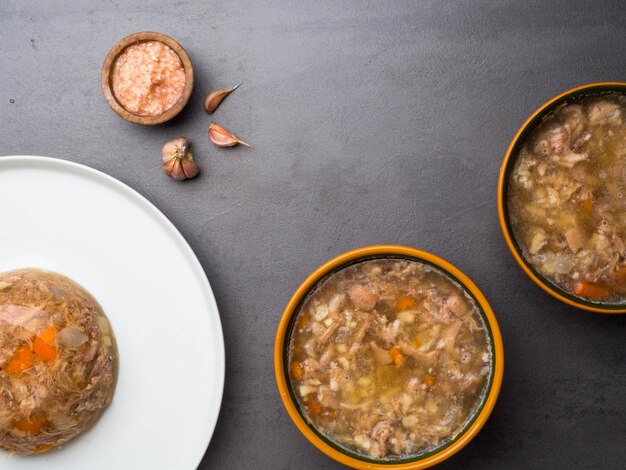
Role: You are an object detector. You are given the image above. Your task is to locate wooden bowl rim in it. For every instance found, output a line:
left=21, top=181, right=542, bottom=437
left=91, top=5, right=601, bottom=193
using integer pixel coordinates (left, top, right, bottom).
left=101, top=31, right=194, bottom=126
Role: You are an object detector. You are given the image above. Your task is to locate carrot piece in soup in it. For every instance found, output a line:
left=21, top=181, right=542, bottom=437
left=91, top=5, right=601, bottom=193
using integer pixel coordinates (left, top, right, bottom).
left=608, top=265, right=626, bottom=284
left=424, top=374, right=435, bottom=387
left=14, top=417, right=42, bottom=434
left=290, top=361, right=305, bottom=381
left=579, top=198, right=593, bottom=213
left=6, top=345, right=35, bottom=374
left=304, top=395, right=322, bottom=416
left=573, top=282, right=611, bottom=299
left=388, top=346, right=405, bottom=366
left=34, top=444, right=52, bottom=454
left=395, top=295, right=416, bottom=311
left=296, top=313, right=310, bottom=331
left=33, top=326, right=57, bottom=362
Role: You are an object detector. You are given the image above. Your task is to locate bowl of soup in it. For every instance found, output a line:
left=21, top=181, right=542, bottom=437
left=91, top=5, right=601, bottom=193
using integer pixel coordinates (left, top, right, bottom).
left=498, top=82, right=626, bottom=313
left=274, top=245, right=503, bottom=469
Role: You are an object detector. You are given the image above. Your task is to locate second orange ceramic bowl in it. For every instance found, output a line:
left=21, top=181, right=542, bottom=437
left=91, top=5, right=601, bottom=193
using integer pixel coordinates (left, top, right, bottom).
left=274, top=245, right=504, bottom=469
left=498, top=82, right=626, bottom=313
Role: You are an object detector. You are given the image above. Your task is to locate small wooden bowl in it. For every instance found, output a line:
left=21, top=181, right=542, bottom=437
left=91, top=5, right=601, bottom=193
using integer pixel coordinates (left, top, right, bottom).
left=101, top=32, right=194, bottom=125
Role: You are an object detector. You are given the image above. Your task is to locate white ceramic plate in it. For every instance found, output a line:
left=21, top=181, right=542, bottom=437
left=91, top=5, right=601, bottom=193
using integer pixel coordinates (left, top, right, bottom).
left=0, top=156, right=224, bottom=469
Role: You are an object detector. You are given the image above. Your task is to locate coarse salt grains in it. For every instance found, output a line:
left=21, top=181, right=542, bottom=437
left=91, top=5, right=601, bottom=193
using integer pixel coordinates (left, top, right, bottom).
left=112, top=41, right=185, bottom=116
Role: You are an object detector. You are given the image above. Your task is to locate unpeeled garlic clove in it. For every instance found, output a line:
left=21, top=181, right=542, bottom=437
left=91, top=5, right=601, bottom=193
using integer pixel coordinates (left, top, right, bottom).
left=162, top=137, right=199, bottom=181
left=208, top=122, right=250, bottom=148
left=203, top=83, right=241, bottom=114
left=180, top=157, right=199, bottom=179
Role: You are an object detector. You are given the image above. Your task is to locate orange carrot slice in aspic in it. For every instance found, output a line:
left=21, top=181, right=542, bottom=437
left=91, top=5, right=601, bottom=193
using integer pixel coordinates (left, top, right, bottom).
left=573, top=282, right=611, bottom=300
left=6, top=345, right=35, bottom=374
left=33, top=326, right=58, bottom=362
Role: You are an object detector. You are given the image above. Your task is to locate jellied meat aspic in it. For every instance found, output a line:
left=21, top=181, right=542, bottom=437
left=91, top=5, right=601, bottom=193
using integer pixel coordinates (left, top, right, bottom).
left=0, top=269, right=117, bottom=455
left=288, top=259, right=492, bottom=460
left=508, top=93, right=626, bottom=303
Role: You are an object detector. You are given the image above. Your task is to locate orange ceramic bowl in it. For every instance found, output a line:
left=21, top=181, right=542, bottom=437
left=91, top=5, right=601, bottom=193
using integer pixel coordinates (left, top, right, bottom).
left=498, top=82, right=626, bottom=314
left=274, top=245, right=504, bottom=469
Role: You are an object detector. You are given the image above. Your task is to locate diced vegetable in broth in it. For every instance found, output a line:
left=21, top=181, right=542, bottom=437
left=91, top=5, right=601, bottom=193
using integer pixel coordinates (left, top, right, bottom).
left=288, top=259, right=492, bottom=460
left=508, top=93, right=626, bottom=303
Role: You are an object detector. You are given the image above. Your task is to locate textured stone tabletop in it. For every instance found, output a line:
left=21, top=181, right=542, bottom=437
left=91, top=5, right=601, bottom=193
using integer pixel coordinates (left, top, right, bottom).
left=1, top=1, right=625, bottom=469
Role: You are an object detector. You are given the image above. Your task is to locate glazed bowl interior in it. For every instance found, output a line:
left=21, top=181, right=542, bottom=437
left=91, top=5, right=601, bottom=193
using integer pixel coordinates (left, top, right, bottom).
left=101, top=31, right=194, bottom=126
left=275, top=245, right=504, bottom=469
left=498, top=82, right=626, bottom=314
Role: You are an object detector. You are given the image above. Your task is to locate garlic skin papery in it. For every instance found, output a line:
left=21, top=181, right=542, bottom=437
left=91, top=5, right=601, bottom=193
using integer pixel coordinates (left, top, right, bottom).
left=162, top=137, right=199, bottom=181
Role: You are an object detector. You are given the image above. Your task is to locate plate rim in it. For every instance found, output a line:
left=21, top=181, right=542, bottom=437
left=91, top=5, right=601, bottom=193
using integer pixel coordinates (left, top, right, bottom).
left=0, top=155, right=225, bottom=469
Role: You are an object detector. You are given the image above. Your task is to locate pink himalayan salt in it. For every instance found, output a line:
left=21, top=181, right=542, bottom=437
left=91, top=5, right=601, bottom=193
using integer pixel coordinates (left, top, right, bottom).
left=112, top=41, right=185, bottom=116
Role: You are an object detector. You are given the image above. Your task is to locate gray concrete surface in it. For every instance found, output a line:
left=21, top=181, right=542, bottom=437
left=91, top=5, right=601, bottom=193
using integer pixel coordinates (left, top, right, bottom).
left=1, top=1, right=625, bottom=468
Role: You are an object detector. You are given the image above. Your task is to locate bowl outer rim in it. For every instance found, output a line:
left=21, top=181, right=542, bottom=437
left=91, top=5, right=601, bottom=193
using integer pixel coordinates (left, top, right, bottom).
left=274, top=244, right=504, bottom=469
left=497, top=81, right=626, bottom=314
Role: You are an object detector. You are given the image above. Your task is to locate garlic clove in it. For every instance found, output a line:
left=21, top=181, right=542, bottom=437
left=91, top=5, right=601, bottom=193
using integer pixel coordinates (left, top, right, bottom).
left=162, top=137, right=199, bottom=181
left=169, top=158, right=186, bottom=180
left=181, top=154, right=199, bottom=178
left=163, top=156, right=178, bottom=175
left=203, top=83, right=241, bottom=114
left=208, top=122, right=250, bottom=148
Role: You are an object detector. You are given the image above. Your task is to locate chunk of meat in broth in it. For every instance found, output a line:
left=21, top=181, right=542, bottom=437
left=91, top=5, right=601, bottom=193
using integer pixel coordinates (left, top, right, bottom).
left=565, top=225, right=587, bottom=253
left=587, top=100, right=622, bottom=126
left=560, top=104, right=589, bottom=151
left=533, top=124, right=569, bottom=156
left=370, top=342, right=392, bottom=365
left=439, top=321, right=462, bottom=353
left=348, top=284, right=378, bottom=311
left=442, top=294, right=469, bottom=319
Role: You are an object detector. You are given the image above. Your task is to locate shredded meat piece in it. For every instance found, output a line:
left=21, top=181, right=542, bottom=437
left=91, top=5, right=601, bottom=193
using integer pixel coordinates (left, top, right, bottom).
left=389, top=429, right=409, bottom=455
left=534, top=125, right=568, bottom=156
left=440, top=321, right=462, bottom=353
left=588, top=100, right=622, bottom=126
left=319, top=321, right=340, bottom=343
left=528, top=228, right=547, bottom=254
left=565, top=226, right=587, bottom=253
left=352, top=316, right=371, bottom=343
left=348, top=285, right=378, bottom=311
left=442, top=294, right=468, bottom=319
left=380, top=319, right=401, bottom=345
left=369, top=342, right=392, bottom=365
left=398, top=342, right=440, bottom=365
left=317, top=385, right=339, bottom=409
left=552, top=149, right=588, bottom=168
left=561, top=104, right=587, bottom=146
left=371, top=419, right=394, bottom=444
